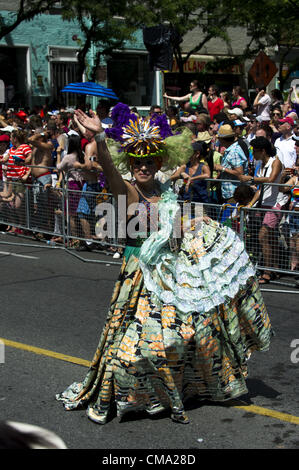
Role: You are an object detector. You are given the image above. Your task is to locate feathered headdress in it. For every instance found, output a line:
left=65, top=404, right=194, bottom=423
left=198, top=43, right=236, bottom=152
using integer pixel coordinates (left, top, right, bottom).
left=105, top=103, right=194, bottom=173
left=122, top=118, right=166, bottom=157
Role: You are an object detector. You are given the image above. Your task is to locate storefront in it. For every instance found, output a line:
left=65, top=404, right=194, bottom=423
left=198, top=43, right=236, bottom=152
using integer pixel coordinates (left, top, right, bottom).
left=107, top=51, right=157, bottom=112
left=164, top=55, right=244, bottom=97
left=0, top=45, right=31, bottom=108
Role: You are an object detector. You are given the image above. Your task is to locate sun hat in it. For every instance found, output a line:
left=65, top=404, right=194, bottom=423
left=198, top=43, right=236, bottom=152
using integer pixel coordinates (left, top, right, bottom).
left=217, top=124, right=235, bottom=138
left=195, top=131, right=213, bottom=143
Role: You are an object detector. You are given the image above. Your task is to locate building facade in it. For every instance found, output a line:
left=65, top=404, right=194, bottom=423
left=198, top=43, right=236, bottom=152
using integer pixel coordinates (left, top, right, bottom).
left=0, top=4, right=297, bottom=111
left=0, top=4, right=158, bottom=110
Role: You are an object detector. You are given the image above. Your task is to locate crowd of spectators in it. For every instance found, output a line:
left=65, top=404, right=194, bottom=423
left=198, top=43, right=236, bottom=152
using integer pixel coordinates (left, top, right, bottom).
left=0, top=83, right=299, bottom=277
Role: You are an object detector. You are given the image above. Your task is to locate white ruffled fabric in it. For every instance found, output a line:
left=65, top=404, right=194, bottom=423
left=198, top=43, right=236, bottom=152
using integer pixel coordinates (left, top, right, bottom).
left=139, top=191, right=256, bottom=315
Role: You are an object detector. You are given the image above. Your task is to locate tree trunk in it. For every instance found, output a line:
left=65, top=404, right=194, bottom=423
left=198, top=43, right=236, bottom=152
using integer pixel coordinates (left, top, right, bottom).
left=77, top=36, right=92, bottom=81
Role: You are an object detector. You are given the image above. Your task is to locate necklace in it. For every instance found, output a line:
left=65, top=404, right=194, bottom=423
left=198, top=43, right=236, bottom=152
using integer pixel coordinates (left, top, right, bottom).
left=136, top=182, right=160, bottom=199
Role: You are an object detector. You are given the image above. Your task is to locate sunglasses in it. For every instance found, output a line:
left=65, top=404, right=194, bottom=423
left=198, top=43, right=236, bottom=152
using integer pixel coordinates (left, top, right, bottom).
left=132, top=159, right=155, bottom=167
left=273, top=113, right=281, bottom=116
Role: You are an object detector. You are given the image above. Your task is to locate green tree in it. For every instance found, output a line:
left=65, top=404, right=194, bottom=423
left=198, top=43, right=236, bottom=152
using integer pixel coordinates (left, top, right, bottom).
left=61, top=1, right=138, bottom=81
left=2, top=0, right=298, bottom=90
left=129, top=0, right=299, bottom=90
left=0, top=1, right=139, bottom=82
left=0, top=0, right=59, bottom=39
left=236, top=0, right=299, bottom=90
left=128, top=0, right=234, bottom=76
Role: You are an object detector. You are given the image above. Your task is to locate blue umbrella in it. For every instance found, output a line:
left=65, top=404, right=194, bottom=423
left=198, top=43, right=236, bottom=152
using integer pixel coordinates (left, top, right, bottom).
left=61, top=82, right=118, bottom=100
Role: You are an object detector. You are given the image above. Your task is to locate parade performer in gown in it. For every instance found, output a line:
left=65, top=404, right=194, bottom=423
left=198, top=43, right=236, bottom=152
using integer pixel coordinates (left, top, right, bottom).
left=56, top=103, right=273, bottom=425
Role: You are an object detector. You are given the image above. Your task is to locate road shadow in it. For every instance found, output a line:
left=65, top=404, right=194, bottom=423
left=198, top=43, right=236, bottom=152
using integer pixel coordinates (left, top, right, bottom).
left=113, top=378, right=282, bottom=425
left=182, top=378, right=281, bottom=411
left=241, top=378, right=281, bottom=402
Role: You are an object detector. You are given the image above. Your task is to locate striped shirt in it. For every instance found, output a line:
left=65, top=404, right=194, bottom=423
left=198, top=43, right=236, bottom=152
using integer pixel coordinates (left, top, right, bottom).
left=6, top=144, right=32, bottom=180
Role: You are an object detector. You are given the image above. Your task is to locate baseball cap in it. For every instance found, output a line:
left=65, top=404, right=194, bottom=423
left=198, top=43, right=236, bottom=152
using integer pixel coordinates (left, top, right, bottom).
left=279, top=117, right=294, bottom=126
left=233, top=119, right=246, bottom=127
left=0, top=134, right=10, bottom=142
left=192, top=141, right=204, bottom=152
left=15, top=111, right=28, bottom=121
left=191, top=140, right=208, bottom=157
left=227, top=108, right=244, bottom=118
left=67, top=130, right=80, bottom=137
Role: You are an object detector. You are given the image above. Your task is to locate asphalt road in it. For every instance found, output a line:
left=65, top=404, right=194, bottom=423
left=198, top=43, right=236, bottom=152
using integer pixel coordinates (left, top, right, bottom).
left=1, top=234, right=299, bottom=453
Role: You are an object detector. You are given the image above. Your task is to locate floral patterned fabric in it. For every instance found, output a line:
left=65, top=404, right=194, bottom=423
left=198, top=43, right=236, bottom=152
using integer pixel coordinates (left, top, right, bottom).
left=56, top=219, right=273, bottom=425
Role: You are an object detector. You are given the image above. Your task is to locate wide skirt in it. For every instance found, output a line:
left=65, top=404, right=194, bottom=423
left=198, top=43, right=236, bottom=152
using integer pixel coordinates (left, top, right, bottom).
left=56, top=221, right=273, bottom=424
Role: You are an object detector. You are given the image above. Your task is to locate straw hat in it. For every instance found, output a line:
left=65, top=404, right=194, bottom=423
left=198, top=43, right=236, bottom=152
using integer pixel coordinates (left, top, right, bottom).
left=217, top=124, right=235, bottom=138
left=195, top=131, right=213, bottom=143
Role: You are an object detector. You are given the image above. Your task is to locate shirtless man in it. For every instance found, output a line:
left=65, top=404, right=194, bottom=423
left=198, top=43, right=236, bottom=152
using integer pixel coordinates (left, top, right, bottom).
left=28, top=130, right=53, bottom=181
left=28, top=130, right=54, bottom=232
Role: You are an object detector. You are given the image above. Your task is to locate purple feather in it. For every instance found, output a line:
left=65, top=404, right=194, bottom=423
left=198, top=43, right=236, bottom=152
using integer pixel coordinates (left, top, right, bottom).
left=105, top=126, right=124, bottom=142
left=150, top=113, right=173, bottom=138
left=105, top=102, right=137, bottom=142
left=105, top=103, right=173, bottom=146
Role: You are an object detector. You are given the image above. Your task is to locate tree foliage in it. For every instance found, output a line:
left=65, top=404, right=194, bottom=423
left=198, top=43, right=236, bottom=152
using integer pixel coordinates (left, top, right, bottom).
left=129, top=0, right=299, bottom=88
left=127, top=0, right=235, bottom=75
left=234, top=0, right=299, bottom=88
left=61, top=0, right=138, bottom=81
left=0, top=1, right=138, bottom=81
left=0, top=0, right=298, bottom=89
left=0, top=0, right=59, bottom=39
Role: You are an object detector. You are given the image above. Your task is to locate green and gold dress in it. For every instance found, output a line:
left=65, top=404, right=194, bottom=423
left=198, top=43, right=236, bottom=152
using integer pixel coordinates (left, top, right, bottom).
left=56, top=190, right=273, bottom=424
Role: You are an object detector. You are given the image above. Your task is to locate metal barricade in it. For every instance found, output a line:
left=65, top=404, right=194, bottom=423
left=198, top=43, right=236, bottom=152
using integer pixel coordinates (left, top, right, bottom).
left=0, top=168, right=299, bottom=289
left=241, top=205, right=299, bottom=275
left=64, top=186, right=122, bottom=246
left=0, top=178, right=65, bottom=240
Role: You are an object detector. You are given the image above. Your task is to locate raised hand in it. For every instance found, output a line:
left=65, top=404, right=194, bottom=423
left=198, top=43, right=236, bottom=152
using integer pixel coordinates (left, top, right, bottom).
left=75, top=109, right=103, bottom=134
